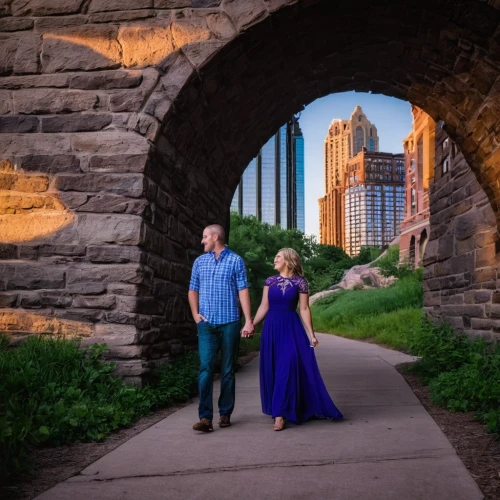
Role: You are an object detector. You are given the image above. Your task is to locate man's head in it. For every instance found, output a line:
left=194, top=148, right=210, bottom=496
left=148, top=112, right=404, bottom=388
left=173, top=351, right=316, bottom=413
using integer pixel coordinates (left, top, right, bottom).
left=201, top=224, right=226, bottom=253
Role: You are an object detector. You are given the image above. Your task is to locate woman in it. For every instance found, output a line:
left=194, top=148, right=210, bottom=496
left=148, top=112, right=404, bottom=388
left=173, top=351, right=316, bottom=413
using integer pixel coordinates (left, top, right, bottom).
left=252, top=248, right=343, bottom=431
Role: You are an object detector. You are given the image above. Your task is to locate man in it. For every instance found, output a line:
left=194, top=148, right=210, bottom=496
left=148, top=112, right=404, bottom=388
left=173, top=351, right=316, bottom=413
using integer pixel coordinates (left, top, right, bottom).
left=188, top=224, right=254, bottom=432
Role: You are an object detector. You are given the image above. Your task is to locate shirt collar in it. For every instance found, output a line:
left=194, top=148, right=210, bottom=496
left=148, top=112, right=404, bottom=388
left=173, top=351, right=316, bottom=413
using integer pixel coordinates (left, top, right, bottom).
left=210, top=245, right=229, bottom=260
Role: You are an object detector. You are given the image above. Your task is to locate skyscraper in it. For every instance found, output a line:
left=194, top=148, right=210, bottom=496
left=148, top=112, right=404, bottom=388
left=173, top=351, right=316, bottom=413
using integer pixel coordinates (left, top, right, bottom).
left=231, top=116, right=305, bottom=232
left=344, top=150, right=405, bottom=256
left=319, top=105, right=379, bottom=246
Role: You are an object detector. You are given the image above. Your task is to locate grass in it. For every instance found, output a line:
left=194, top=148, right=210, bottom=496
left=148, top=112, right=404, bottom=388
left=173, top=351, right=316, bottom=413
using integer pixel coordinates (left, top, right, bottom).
left=311, top=274, right=423, bottom=350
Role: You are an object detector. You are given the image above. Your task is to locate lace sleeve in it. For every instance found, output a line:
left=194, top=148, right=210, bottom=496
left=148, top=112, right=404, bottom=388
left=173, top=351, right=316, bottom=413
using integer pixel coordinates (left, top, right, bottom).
left=264, top=276, right=274, bottom=287
left=298, top=277, right=309, bottom=294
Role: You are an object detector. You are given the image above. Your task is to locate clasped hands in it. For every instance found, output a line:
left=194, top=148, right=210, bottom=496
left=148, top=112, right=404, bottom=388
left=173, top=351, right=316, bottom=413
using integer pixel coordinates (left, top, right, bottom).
left=241, top=320, right=255, bottom=338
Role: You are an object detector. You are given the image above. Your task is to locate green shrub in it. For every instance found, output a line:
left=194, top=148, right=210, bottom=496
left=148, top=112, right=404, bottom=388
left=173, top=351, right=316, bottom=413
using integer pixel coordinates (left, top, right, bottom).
left=0, top=337, right=200, bottom=483
left=408, top=321, right=500, bottom=434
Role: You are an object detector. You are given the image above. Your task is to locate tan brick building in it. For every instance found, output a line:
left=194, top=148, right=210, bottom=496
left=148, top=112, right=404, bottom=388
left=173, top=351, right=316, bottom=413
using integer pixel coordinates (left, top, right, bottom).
left=399, top=106, right=436, bottom=267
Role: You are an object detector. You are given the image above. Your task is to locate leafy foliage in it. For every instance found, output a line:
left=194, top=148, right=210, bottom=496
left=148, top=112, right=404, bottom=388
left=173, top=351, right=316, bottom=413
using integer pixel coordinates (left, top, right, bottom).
left=228, top=212, right=380, bottom=301
left=408, top=321, right=500, bottom=434
left=0, top=337, right=199, bottom=483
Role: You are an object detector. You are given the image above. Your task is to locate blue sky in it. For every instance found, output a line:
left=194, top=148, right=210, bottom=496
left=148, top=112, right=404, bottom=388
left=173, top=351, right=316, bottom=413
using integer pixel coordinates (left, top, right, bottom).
left=300, top=92, right=412, bottom=237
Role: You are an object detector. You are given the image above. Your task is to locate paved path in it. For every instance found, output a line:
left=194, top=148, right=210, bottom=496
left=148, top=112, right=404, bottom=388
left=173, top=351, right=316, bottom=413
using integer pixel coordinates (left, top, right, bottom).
left=36, top=334, right=483, bottom=500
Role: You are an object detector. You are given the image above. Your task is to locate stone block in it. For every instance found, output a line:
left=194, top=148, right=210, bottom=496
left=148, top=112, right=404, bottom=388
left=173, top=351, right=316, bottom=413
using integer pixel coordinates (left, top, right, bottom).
left=90, top=10, right=156, bottom=23
left=464, top=289, right=492, bottom=304
left=154, top=0, right=190, bottom=7
left=474, top=267, right=497, bottom=284
left=221, top=0, right=268, bottom=30
left=70, top=194, right=148, bottom=215
left=206, top=12, right=236, bottom=39
left=440, top=304, right=484, bottom=317
left=486, top=304, right=500, bottom=319
left=105, top=311, right=152, bottom=330
left=71, top=132, right=150, bottom=154
left=471, top=318, right=500, bottom=331
left=41, top=25, right=122, bottom=73
left=67, top=263, right=149, bottom=288
left=41, top=114, right=112, bottom=133
left=89, top=0, right=152, bottom=12
left=0, top=17, right=33, bottom=31
left=1, top=263, right=66, bottom=290
left=88, top=154, right=148, bottom=173
left=54, top=308, right=104, bottom=323
left=0, top=243, right=17, bottom=258
left=40, top=292, right=73, bottom=308
left=14, top=89, right=101, bottom=114
left=0, top=116, right=39, bottom=133
left=0, top=172, right=49, bottom=192
left=107, top=284, right=144, bottom=296
left=0, top=309, right=94, bottom=336
left=18, top=154, right=81, bottom=174
left=113, top=359, right=147, bottom=377
left=0, top=292, right=18, bottom=307
left=34, top=15, right=88, bottom=30
left=475, top=243, right=500, bottom=268
left=73, top=214, right=143, bottom=245
left=13, top=32, right=40, bottom=74
left=88, top=245, right=144, bottom=263
left=73, top=295, right=116, bottom=309
left=54, top=174, right=145, bottom=197
left=19, top=292, right=42, bottom=308
left=11, top=0, right=85, bottom=16
left=118, top=19, right=176, bottom=68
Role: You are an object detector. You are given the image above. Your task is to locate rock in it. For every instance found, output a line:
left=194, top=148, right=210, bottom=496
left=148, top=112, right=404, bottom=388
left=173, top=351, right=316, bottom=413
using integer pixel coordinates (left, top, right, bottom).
left=41, top=25, right=122, bottom=73
left=69, top=70, right=143, bottom=90
left=88, top=0, right=153, bottom=12
left=221, top=0, right=268, bottom=30
left=0, top=116, right=39, bottom=133
left=90, top=10, right=156, bottom=23
left=359, top=267, right=398, bottom=288
left=87, top=245, right=144, bottom=263
left=18, top=154, right=81, bottom=174
left=13, top=32, right=40, bottom=74
left=88, top=154, right=148, bottom=173
left=309, top=289, right=338, bottom=306
left=71, top=132, right=150, bottom=154
left=73, top=295, right=117, bottom=309
left=14, top=89, right=100, bottom=114
left=0, top=17, right=34, bottom=32
left=54, top=173, right=145, bottom=197
left=11, top=0, right=85, bottom=17
left=206, top=12, right=236, bottom=39
left=41, top=114, right=112, bottom=133
left=118, top=19, right=176, bottom=68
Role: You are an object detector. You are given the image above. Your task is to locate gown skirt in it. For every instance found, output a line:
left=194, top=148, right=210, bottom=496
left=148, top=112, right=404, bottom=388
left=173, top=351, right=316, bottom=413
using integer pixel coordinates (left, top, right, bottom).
left=259, top=275, right=343, bottom=424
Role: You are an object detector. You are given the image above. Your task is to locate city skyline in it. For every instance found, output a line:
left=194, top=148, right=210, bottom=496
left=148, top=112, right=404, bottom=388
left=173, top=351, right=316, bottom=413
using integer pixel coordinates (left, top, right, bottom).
left=301, top=92, right=413, bottom=238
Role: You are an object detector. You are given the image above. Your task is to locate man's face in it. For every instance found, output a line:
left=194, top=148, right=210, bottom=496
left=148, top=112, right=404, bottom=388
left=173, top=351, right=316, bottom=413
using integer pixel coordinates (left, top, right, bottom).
left=201, top=229, right=216, bottom=253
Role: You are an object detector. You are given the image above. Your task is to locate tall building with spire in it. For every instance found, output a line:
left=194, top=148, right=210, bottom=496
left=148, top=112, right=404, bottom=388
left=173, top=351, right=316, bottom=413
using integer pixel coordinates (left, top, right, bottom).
left=231, top=116, right=305, bottom=231
left=319, top=105, right=379, bottom=246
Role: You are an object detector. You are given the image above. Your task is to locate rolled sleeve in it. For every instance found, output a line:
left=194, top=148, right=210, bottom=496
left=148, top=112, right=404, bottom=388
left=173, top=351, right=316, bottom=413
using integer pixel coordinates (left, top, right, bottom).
left=189, top=259, right=200, bottom=291
left=235, top=257, right=249, bottom=291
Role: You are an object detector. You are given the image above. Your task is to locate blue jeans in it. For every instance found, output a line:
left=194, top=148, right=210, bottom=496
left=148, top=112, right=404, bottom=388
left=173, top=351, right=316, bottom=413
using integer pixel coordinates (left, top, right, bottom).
left=197, top=319, right=241, bottom=420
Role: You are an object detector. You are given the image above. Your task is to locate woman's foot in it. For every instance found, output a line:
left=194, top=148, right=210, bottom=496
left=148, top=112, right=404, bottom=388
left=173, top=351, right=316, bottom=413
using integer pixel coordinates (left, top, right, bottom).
left=273, top=417, right=285, bottom=431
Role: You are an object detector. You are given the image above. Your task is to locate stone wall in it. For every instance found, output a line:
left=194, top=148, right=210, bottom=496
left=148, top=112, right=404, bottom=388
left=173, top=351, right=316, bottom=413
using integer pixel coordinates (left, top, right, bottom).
left=0, top=0, right=500, bottom=380
left=424, top=124, right=500, bottom=340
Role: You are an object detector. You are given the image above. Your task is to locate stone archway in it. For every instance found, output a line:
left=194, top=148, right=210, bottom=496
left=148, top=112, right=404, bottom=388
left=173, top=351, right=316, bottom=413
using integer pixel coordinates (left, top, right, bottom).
left=0, top=0, right=500, bottom=379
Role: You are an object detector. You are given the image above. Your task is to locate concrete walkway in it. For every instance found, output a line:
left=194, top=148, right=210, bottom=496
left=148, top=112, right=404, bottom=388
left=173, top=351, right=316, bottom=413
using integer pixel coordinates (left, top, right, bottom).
left=36, top=334, right=484, bottom=500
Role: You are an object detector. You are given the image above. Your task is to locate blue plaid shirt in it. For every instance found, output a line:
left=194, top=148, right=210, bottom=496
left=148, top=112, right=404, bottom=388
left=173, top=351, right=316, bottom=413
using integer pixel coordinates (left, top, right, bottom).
left=189, top=247, right=249, bottom=325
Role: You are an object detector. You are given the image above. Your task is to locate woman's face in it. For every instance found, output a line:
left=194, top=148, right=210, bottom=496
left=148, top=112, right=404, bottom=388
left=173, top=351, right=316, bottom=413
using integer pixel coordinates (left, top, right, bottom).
left=274, top=252, right=287, bottom=273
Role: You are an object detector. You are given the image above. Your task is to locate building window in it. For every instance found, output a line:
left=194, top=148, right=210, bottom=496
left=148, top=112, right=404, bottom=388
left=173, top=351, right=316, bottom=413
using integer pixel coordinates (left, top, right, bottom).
left=443, top=156, right=450, bottom=174
left=355, top=126, right=364, bottom=154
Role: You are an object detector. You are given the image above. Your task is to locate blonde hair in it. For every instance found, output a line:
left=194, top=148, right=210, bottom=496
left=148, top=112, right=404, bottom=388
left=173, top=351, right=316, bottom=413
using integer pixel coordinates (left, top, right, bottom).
left=278, top=248, right=304, bottom=277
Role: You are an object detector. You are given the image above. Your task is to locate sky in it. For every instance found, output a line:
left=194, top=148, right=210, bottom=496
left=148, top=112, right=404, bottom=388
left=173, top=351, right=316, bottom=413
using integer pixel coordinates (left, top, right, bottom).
left=300, top=92, right=412, bottom=238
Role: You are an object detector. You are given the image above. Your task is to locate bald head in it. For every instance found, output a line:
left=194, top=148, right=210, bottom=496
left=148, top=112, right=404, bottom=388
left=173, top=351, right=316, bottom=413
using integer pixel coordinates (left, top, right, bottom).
left=205, top=224, right=225, bottom=243
left=201, top=224, right=226, bottom=253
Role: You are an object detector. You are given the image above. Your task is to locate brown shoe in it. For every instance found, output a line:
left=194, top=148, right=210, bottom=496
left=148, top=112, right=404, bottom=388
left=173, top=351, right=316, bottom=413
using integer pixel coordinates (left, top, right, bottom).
left=193, top=418, right=213, bottom=432
left=218, top=415, right=231, bottom=428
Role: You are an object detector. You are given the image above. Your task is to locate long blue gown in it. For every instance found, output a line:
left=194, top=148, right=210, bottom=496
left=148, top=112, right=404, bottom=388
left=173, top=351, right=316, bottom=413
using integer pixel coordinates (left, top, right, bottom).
left=259, top=274, right=343, bottom=423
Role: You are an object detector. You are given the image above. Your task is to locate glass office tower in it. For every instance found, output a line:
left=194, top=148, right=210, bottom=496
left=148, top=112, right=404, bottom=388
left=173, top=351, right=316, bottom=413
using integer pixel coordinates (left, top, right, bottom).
left=231, top=116, right=305, bottom=231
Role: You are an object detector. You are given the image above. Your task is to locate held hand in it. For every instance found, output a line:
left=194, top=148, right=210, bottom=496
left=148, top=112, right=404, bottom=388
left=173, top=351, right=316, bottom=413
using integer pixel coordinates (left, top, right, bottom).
left=241, top=320, right=255, bottom=338
left=311, top=336, right=319, bottom=348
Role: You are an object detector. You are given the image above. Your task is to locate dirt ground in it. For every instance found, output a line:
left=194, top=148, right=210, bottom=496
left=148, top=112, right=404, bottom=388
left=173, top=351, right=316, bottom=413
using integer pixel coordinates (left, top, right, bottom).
left=397, top=363, right=500, bottom=500
left=7, top=354, right=500, bottom=500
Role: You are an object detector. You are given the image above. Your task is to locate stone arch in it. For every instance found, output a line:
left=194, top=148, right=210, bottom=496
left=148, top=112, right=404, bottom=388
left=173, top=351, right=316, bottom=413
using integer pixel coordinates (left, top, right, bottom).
left=0, top=0, right=500, bottom=378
